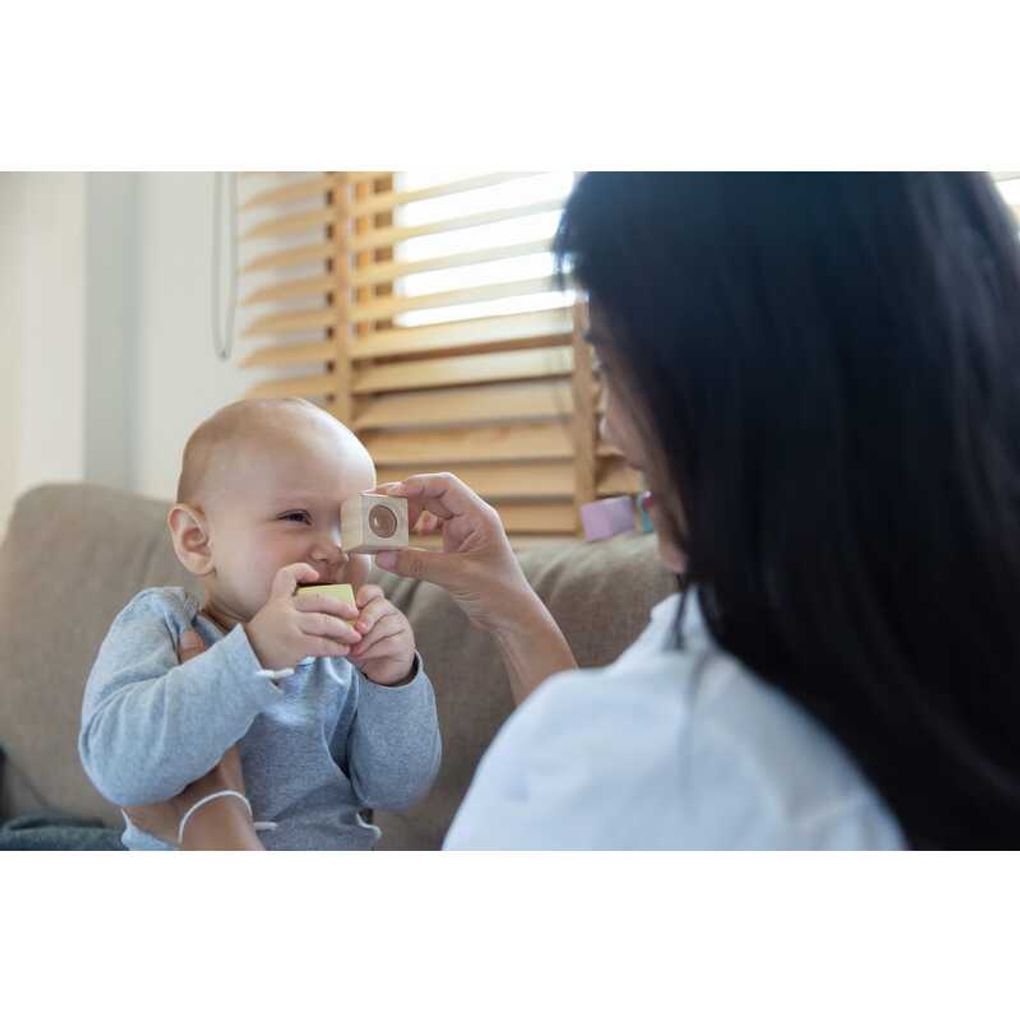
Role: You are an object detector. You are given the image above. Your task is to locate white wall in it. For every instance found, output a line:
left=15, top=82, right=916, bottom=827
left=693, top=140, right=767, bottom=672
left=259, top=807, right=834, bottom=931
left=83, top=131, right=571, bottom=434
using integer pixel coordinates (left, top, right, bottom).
left=0, top=176, right=24, bottom=527
left=0, top=173, right=87, bottom=529
left=0, top=171, right=263, bottom=530
left=133, top=172, right=253, bottom=501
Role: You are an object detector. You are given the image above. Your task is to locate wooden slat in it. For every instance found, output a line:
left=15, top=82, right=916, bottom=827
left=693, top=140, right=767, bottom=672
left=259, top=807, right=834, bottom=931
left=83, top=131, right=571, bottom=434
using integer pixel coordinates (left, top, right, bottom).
left=242, top=273, right=335, bottom=305
left=598, top=459, right=644, bottom=495
left=242, top=174, right=335, bottom=210
left=364, top=421, right=573, bottom=466
left=493, top=501, right=576, bottom=534
left=245, top=374, right=336, bottom=400
left=243, top=207, right=333, bottom=241
left=350, top=238, right=554, bottom=288
left=242, top=241, right=334, bottom=274
left=597, top=440, right=624, bottom=457
left=378, top=461, right=574, bottom=500
left=350, top=173, right=536, bottom=216
left=353, top=347, right=573, bottom=395
left=240, top=341, right=336, bottom=369
left=354, top=380, right=573, bottom=430
left=349, top=198, right=563, bottom=253
left=351, top=308, right=572, bottom=360
left=351, top=275, right=559, bottom=324
left=350, top=176, right=380, bottom=413
left=331, top=175, right=355, bottom=423
left=243, top=307, right=334, bottom=337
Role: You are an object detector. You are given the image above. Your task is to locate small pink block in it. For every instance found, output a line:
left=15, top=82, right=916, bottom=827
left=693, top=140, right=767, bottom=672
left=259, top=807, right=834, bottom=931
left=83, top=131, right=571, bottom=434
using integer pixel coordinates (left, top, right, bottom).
left=580, top=496, right=636, bottom=541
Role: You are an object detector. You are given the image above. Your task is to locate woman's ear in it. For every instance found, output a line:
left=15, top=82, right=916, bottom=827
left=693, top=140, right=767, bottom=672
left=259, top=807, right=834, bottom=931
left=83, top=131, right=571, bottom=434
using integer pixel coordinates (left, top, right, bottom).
left=168, top=504, right=214, bottom=576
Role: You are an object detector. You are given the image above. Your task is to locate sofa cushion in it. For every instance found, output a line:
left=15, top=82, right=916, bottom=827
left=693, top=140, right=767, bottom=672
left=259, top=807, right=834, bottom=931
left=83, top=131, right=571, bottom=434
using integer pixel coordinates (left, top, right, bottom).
left=0, top=484, right=196, bottom=826
left=0, top=483, right=676, bottom=844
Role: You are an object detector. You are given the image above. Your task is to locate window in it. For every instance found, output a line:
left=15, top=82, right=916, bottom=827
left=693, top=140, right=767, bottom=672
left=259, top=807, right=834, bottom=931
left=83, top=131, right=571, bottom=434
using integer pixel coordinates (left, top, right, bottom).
left=236, top=172, right=639, bottom=544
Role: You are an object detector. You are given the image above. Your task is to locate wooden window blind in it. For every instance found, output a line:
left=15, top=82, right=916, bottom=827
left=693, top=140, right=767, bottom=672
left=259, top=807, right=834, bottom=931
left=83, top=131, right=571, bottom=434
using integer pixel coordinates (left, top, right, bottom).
left=236, top=171, right=642, bottom=546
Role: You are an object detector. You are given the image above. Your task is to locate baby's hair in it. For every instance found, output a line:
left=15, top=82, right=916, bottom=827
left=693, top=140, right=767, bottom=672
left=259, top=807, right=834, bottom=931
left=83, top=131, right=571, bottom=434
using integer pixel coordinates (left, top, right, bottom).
left=176, top=398, right=353, bottom=504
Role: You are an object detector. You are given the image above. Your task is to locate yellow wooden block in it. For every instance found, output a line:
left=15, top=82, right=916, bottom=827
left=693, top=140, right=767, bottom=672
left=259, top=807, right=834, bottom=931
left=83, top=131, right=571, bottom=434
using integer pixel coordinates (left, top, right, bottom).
left=295, top=583, right=356, bottom=609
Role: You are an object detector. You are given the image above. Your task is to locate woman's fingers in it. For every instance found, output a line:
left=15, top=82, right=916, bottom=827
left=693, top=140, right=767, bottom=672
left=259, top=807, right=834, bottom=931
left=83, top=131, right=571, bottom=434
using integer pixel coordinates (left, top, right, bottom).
left=121, top=802, right=180, bottom=844
left=373, top=472, right=493, bottom=524
left=121, top=744, right=248, bottom=846
left=373, top=545, right=456, bottom=583
left=179, top=628, right=207, bottom=663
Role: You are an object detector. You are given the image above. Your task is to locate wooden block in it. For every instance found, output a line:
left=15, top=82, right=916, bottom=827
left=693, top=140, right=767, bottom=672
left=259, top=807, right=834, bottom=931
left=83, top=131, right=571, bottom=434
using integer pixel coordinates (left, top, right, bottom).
left=580, top=496, right=636, bottom=541
left=341, top=493, right=410, bottom=553
left=295, top=583, right=356, bottom=610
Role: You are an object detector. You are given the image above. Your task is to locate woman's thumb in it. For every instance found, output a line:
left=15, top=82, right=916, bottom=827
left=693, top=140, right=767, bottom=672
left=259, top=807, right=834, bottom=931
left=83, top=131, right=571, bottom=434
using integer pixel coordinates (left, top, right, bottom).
left=375, top=546, right=443, bottom=582
left=179, top=628, right=205, bottom=662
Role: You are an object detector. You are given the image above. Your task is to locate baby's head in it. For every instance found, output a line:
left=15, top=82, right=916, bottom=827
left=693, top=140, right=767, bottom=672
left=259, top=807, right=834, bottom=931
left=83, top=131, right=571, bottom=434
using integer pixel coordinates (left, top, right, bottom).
left=169, top=398, right=376, bottom=628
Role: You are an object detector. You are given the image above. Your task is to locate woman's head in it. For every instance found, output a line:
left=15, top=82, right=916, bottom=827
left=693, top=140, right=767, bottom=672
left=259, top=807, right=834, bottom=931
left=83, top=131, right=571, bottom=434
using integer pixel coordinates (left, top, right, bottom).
left=556, top=173, right=1020, bottom=847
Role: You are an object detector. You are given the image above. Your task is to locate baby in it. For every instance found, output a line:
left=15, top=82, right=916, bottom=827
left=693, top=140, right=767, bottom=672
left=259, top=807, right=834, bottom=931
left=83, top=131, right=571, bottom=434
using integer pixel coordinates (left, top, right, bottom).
left=79, top=398, right=441, bottom=850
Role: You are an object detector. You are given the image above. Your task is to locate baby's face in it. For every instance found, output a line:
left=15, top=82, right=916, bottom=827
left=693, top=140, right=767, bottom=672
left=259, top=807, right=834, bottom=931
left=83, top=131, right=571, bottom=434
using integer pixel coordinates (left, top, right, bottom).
left=200, top=423, right=377, bottom=625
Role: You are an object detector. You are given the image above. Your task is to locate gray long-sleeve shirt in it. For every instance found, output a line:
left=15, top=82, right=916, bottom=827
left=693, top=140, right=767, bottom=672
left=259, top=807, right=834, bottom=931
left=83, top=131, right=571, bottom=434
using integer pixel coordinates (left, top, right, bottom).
left=79, top=588, right=442, bottom=850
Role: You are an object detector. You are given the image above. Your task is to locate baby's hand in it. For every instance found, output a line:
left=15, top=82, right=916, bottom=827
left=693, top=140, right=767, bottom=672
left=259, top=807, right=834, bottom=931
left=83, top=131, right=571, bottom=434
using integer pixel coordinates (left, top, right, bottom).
left=245, top=563, right=361, bottom=671
left=349, top=584, right=417, bottom=686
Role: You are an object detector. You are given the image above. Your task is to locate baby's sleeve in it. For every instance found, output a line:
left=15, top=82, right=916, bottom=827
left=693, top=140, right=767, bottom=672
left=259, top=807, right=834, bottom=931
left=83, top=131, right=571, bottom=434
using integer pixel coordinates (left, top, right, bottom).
left=79, top=590, right=282, bottom=805
left=341, top=654, right=442, bottom=811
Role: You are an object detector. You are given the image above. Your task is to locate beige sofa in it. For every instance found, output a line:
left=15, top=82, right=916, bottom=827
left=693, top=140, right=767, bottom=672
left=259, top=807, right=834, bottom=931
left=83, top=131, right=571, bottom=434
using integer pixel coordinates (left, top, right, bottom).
left=0, top=483, right=675, bottom=849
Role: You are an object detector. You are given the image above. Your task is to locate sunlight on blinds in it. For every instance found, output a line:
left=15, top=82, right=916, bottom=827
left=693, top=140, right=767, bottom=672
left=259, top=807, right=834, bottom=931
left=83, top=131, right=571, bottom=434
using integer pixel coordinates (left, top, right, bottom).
left=394, top=171, right=576, bottom=326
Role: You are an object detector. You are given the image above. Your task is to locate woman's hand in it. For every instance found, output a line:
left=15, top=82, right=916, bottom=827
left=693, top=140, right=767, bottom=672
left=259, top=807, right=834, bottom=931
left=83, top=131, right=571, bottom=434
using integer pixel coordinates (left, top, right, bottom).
left=371, top=472, right=535, bottom=633
left=372, top=473, right=578, bottom=703
left=120, top=629, right=263, bottom=850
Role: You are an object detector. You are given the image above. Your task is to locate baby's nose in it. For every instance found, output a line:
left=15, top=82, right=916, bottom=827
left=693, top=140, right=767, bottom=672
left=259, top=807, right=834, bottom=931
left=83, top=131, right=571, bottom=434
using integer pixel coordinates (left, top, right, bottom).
left=311, top=530, right=347, bottom=564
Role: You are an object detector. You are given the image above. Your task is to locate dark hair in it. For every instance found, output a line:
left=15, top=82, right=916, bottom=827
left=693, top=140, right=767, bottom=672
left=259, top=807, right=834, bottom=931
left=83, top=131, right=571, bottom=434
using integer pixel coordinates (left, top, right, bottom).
left=555, top=172, right=1020, bottom=848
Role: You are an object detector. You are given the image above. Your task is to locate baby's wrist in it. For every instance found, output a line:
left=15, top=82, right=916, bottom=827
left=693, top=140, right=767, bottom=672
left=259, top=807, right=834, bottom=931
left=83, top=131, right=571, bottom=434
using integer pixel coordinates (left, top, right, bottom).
left=243, top=618, right=290, bottom=672
left=364, top=650, right=417, bottom=687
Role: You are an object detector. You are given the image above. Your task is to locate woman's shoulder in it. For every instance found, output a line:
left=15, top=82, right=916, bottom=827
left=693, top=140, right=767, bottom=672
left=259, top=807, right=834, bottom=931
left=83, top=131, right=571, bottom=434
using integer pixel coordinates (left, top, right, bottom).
left=448, top=593, right=904, bottom=849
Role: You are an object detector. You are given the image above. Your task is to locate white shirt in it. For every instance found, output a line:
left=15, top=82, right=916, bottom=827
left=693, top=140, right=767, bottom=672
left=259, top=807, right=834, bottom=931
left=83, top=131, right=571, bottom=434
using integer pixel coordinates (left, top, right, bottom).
left=444, top=592, right=905, bottom=849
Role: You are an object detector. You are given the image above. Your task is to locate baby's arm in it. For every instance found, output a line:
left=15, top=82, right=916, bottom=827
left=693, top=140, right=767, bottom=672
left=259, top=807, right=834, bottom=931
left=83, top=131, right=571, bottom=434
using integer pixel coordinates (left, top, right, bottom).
left=338, top=656, right=442, bottom=811
left=79, top=592, right=281, bottom=805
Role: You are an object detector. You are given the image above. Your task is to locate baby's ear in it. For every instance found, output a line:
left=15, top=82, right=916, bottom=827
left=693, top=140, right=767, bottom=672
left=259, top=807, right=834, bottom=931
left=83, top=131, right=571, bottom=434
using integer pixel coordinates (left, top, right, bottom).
left=168, top=503, right=214, bottom=576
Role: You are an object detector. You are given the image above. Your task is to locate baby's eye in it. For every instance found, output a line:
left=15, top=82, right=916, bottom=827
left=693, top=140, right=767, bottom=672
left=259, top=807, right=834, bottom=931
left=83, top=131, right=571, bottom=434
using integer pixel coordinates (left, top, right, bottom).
left=279, top=511, right=311, bottom=524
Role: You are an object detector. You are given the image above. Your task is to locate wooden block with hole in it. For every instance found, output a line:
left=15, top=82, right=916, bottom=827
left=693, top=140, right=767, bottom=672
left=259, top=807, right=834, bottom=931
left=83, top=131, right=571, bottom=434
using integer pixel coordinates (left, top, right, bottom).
left=341, top=493, right=409, bottom=553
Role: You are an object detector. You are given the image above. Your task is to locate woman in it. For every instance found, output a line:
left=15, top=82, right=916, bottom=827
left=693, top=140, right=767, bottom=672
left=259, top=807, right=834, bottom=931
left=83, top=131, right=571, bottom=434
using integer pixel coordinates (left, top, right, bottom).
left=127, top=172, right=1020, bottom=849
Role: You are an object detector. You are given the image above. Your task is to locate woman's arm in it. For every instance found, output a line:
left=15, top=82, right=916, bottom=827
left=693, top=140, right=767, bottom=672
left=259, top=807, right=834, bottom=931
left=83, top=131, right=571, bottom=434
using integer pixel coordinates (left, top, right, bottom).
left=372, top=473, right=578, bottom=704
left=120, top=630, right=265, bottom=850
left=490, top=584, right=578, bottom=705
